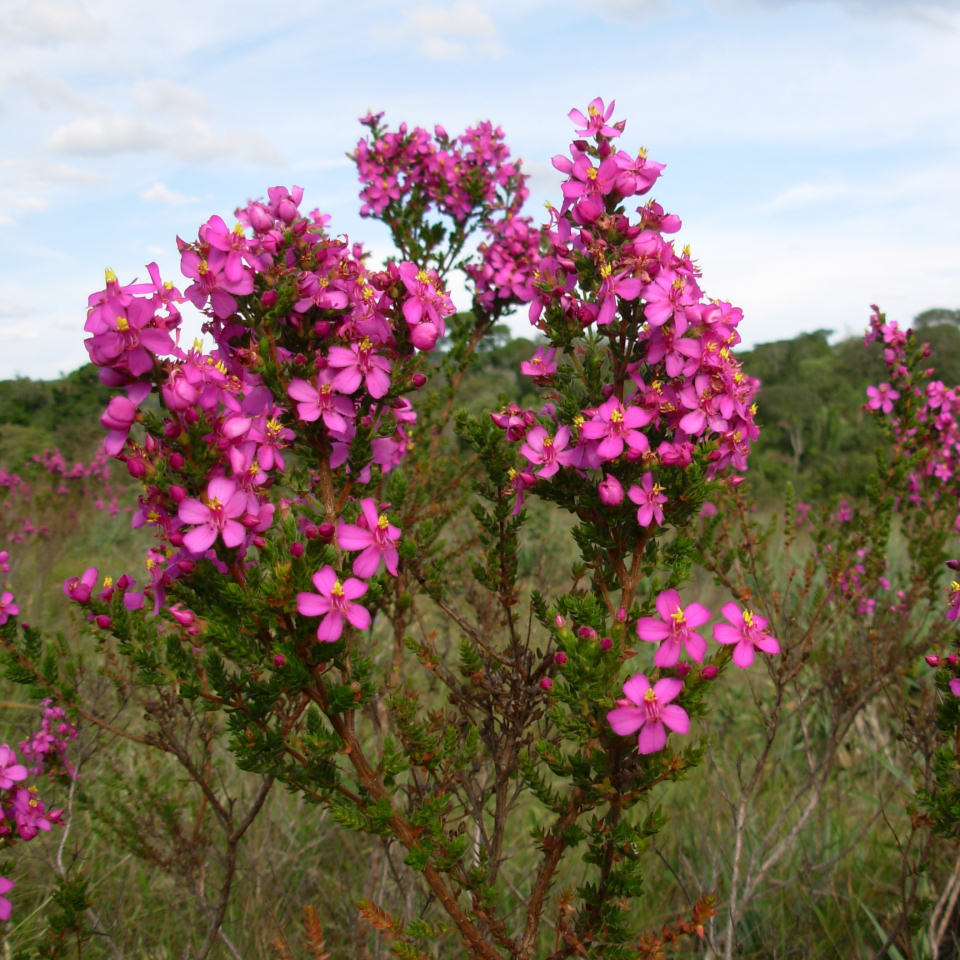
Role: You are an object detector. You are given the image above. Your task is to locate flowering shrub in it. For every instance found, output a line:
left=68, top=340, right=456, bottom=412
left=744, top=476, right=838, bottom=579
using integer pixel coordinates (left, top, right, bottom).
left=11, top=100, right=959, bottom=960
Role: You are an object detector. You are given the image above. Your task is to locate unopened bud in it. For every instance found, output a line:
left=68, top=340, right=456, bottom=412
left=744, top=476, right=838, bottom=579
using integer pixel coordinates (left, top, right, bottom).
left=317, top=522, right=335, bottom=543
left=926, top=654, right=941, bottom=667
left=272, top=653, right=287, bottom=668
left=540, top=677, right=553, bottom=691
left=412, top=373, right=427, bottom=388
left=948, top=654, right=959, bottom=667
left=95, top=614, right=112, bottom=629
left=674, top=661, right=691, bottom=677
left=701, top=665, right=719, bottom=680
left=289, top=541, right=304, bottom=558
left=599, top=636, right=613, bottom=652
left=554, top=651, right=568, bottom=665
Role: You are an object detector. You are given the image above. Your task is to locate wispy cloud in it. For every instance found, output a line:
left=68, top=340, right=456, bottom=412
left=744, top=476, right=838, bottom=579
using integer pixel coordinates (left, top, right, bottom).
left=139, top=182, right=199, bottom=205
left=402, top=1, right=506, bottom=59
left=10, top=0, right=105, bottom=43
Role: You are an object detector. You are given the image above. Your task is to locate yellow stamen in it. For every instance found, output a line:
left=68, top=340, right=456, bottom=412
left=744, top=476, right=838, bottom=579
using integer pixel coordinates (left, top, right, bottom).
left=609, top=408, right=624, bottom=424
left=743, top=610, right=755, bottom=626
left=331, top=580, right=344, bottom=597
left=643, top=687, right=657, bottom=702
left=105, top=267, right=117, bottom=284
left=115, top=315, right=129, bottom=332
left=377, top=514, right=389, bottom=530
left=102, top=576, right=113, bottom=589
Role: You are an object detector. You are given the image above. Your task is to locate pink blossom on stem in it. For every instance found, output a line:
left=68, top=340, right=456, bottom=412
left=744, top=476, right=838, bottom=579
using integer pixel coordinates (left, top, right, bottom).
left=0, top=593, right=18, bottom=626
left=296, top=565, right=370, bottom=642
left=337, top=499, right=401, bottom=578
left=635, top=589, right=711, bottom=666
left=0, top=746, right=27, bottom=790
left=713, top=602, right=780, bottom=668
left=178, top=477, right=248, bottom=553
left=628, top=473, right=667, bottom=527
left=607, top=673, right=689, bottom=754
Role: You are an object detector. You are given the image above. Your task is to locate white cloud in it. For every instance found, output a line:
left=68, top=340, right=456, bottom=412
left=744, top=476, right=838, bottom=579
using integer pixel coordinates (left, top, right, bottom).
left=403, top=1, right=506, bottom=59
left=140, top=182, right=199, bottom=205
left=11, top=72, right=94, bottom=112
left=11, top=0, right=105, bottom=43
left=46, top=114, right=166, bottom=154
left=133, top=78, right=212, bottom=119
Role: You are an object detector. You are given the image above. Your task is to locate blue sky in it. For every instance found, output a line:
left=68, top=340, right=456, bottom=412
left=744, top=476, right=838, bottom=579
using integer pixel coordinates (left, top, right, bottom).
left=0, top=0, right=957, bottom=379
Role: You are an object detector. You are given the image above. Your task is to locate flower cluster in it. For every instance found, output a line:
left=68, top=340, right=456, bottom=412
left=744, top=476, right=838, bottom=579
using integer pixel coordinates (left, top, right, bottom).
left=605, top=591, right=779, bottom=754
left=79, top=184, right=454, bottom=621
left=0, top=701, right=76, bottom=921
left=491, top=98, right=760, bottom=533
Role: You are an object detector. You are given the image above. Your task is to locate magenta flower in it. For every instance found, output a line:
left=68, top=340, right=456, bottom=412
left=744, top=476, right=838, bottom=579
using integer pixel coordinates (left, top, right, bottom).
left=635, top=589, right=711, bottom=666
left=0, top=745, right=27, bottom=790
left=296, top=566, right=370, bottom=642
left=178, top=477, right=248, bottom=553
left=0, top=592, right=18, bottom=626
left=950, top=678, right=960, bottom=698
left=337, top=499, right=401, bottom=578
left=519, top=425, right=574, bottom=478
left=597, top=473, right=624, bottom=506
left=520, top=347, right=558, bottom=380
left=0, top=877, right=13, bottom=922
left=327, top=339, right=392, bottom=399
left=64, top=567, right=98, bottom=604
left=866, top=383, right=899, bottom=414
left=580, top=397, right=652, bottom=461
left=713, top=603, right=780, bottom=668
left=607, top=673, right=689, bottom=754
left=287, top=377, right=354, bottom=433
left=628, top=473, right=667, bottom=527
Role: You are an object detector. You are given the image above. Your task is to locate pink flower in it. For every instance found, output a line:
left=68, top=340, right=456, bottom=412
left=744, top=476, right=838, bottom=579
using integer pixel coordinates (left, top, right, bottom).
left=713, top=603, right=780, bottom=668
left=296, top=566, right=370, bottom=642
left=64, top=567, right=98, bottom=604
left=0, top=592, right=18, bottom=626
left=519, top=425, right=574, bottom=478
left=635, top=589, right=711, bottom=666
left=336, top=499, right=401, bottom=578
left=866, top=383, right=900, bottom=414
left=520, top=347, right=558, bottom=380
left=950, top=678, right=960, bottom=698
left=0, top=877, right=13, bottom=922
left=0, top=745, right=27, bottom=790
left=607, top=673, right=689, bottom=755
left=580, top=397, right=653, bottom=461
left=178, top=477, right=248, bottom=553
left=628, top=473, right=667, bottom=527
left=327, top=339, right=392, bottom=399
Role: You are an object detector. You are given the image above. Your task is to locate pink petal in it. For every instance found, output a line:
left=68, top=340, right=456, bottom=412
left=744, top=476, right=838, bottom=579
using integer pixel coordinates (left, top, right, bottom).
left=621, top=673, right=651, bottom=705
left=660, top=704, right=689, bottom=734
left=607, top=705, right=644, bottom=737
left=638, top=721, right=666, bottom=754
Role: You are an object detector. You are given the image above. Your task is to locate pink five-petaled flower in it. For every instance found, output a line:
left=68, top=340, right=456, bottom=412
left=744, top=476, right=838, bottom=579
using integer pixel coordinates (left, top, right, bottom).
left=519, top=425, right=574, bottom=478
left=178, top=477, right=248, bottom=554
left=713, top=602, right=780, bottom=668
left=64, top=567, right=98, bottom=604
left=635, top=589, right=711, bottom=666
left=866, top=383, right=900, bottom=414
left=0, top=745, right=27, bottom=790
left=606, top=673, right=689, bottom=755
left=0, top=592, right=18, bottom=626
left=628, top=473, right=667, bottom=527
left=336, top=499, right=401, bottom=578
left=296, top=566, right=370, bottom=643
left=0, top=876, right=12, bottom=921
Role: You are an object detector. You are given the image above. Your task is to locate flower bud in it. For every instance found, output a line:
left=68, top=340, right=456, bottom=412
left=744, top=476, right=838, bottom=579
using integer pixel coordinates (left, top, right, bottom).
left=577, top=626, right=596, bottom=640
left=317, top=522, right=335, bottom=543
left=272, top=653, right=287, bottom=668
left=261, top=290, right=278, bottom=309
left=412, top=373, right=427, bottom=388
left=926, top=654, right=941, bottom=667
left=616, top=607, right=627, bottom=623
left=289, top=541, right=304, bottom=558
left=554, top=651, right=568, bottom=665
left=95, top=614, right=112, bottom=629
left=303, top=523, right=320, bottom=540
left=674, top=661, right=691, bottom=677
left=701, top=665, right=719, bottom=680
left=554, top=614, right=566, bottom=629
left=126, top=458, right=146, bottom=479
left=948, top=654, right=958, bottom=666
left=253, top=535, right=266, bottom=548
left=599, top=636, right=613, bottom=652
left=540, top=677, right=553, bottom=691
left=168, top=452, right=185, bottom=471
left=598, top=473, right=624, bottom=506
left=163, top=420, right=181, bottom=439
left=168, top=484, right=186, bottom=503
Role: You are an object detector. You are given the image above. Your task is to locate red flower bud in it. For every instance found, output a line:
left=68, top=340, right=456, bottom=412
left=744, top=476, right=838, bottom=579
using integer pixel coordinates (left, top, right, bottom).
left=701, top=665, right=719, bottom=680
left=540, top=677, right=553, bottom=691
left=289, top=541, right=304, bottom=558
